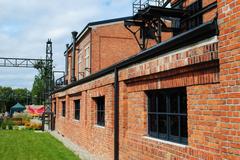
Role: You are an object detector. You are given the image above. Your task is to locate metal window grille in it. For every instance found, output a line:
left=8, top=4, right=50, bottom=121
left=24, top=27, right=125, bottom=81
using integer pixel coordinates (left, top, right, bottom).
left=62, top=101, right=66, bottom=117
left=95, top=96, right=105, bottom=126
left=74, top=100, right=80, bottom=120
left=147, top=87, right=187, bottom=144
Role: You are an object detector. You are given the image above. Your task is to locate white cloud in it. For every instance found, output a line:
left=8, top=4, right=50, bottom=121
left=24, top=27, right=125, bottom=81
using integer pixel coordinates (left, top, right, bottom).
left=0, top=0, right=132, bottom=89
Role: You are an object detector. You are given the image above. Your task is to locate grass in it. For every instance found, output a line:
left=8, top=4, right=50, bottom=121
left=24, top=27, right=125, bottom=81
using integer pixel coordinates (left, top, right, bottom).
left=0, top=130, right=80, bottom=160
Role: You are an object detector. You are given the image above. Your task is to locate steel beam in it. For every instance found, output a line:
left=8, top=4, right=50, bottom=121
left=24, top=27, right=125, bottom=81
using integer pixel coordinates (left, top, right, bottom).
left=0, top=57, right=49, bottom=68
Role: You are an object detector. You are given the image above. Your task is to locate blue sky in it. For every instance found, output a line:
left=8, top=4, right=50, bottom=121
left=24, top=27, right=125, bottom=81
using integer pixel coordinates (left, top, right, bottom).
left=0, top=0, right=132, bottom=89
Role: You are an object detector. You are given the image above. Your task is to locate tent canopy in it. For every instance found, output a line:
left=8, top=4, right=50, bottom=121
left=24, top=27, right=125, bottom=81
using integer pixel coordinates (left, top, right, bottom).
left=10, top=103, right=26, bottom=114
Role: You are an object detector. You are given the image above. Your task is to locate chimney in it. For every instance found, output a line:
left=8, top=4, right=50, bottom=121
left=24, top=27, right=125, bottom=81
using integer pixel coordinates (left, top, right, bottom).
left=71, top=31, right=78, bottom=82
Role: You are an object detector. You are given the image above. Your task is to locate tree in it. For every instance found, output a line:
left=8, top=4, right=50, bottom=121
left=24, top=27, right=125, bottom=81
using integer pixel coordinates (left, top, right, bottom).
left=31, top=60, right=53, bottom=105
left=31, top=75, right=45, bottom=105
left=0, top=86, right=31, bottom=112
left=13, top=88, right=31, bottom=105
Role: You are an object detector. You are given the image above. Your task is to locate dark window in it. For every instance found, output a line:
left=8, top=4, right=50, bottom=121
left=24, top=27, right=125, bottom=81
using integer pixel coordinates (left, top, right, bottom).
left=62, top=101, right=66, bottom=117
left=74, top=100, right=80, bottom=120
left=54, top=102, right=56, bottom=114
left=186, top=0, right=203, bottom=30
left=95, top=96, right=105, bottom=126
left=147, top=88, right=187, bottom=144
left=172, top=0, right=203, bottom=35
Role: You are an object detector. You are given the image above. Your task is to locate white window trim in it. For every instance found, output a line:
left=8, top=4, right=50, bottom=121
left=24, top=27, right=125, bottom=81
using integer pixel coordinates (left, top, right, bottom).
left=143, top=136, right=187, bottom=148
left=78, top=48, right=84, bottom=79
left=84, top=45, right=91, bottom=76
left=78, top=48, right=82, bottom=64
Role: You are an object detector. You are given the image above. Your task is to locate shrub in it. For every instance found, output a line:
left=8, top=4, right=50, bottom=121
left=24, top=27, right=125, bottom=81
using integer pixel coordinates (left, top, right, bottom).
left=29, top=119, right=42, bottom=130
left=24, top=119, right=42, bottom=130
left=7, top=119, right=14, bottom=130
left=1, top=120, right=7, bottom=129
left=11, top=118, right=23, bottom=126
left=13, top=112, right=31, bottom=125
left=0, top=119, right=3, bottom=129
left=2, top=123, right=6, bottom=129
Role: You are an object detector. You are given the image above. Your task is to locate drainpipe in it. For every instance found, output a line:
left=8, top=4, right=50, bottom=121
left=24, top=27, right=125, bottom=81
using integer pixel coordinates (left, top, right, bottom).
left=65, top=44, right=69, bottom=84
left=114, top=67, right=119, bottom=160
left=71, top=31, right=78, bottom=82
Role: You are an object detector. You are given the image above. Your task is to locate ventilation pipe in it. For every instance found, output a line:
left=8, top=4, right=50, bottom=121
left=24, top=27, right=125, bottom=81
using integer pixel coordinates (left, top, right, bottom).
left=71, top=31, right=78, bottom=82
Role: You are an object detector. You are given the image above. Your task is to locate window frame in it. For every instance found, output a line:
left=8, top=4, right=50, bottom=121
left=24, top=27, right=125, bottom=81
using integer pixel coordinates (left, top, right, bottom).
left=85, top=45, right=90, bottom=76
left=62, top=101, right=66, bottom=117
left=147, top=87, right=187, bottom=145
left=94, top=96, right=105, bottom=126
left=74, top=99, right=80, bottom=120
left=78, top=48, right=84, bottom=79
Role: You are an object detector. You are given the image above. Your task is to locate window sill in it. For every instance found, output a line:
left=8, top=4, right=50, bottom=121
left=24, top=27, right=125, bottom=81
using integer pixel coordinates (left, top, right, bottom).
left=73, top=119, right=80, bottom=123
left=94, top=125, right=105, bottom=129
left=143, top=136, right=187, bottom=148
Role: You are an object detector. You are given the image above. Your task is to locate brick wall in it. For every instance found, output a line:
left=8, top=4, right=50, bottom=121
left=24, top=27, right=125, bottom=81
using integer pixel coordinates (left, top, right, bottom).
left=217, top=0, right=240, bottom=158
left=91, top=22, right=140, bottom=73
left=52, top=0, right=240, bottom=159
left=65, top=22, right=140, bottom=83
left=118, top=39, right=221, bottom=160
left=54, top=84, right=115, bottom=160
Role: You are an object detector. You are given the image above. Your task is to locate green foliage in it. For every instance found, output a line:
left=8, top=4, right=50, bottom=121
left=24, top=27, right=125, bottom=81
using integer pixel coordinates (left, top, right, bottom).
left=34, top=60, right=45, bottom=71
left=32, top=60, right=49, bottom=105
left=31, top=75, right=45, bottom=105
left=1, top=121, right=6, bottom=129
left=0, top=86, right=31, bottom=112
left=6, top=119, right=14, bottom=130
left=32, top=57, right=53, bottom=105
left=0, top=118, right=3, bottom=129
left=13, top=112, right=31, bottom=121
left=0, top=119, right=15, bottom=130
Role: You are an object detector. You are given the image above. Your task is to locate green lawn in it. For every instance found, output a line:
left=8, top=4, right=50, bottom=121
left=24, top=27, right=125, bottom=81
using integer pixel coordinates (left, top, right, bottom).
left=0, top=130, right=79, bottom=160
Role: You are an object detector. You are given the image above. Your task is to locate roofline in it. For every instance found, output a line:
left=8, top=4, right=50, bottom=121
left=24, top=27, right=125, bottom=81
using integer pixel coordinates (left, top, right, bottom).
left=54, top=19, right=218, bottom=94
left=64, top=16, right=133, bottom=54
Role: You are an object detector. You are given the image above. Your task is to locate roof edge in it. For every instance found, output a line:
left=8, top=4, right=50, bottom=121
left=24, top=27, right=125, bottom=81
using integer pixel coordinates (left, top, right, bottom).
left=53, top=19, right=218, bottom=94
left=64, top=16, right=133, bottom=54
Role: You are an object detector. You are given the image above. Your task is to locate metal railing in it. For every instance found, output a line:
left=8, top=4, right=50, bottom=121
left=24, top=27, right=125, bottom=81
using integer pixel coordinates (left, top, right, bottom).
left=133, top=0, right=166, bottom=15
left=55, top=75, right=67, bottom=87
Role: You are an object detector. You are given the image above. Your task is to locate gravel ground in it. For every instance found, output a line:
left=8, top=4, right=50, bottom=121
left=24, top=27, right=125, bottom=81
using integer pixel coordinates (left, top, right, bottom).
left=50, top=131, right=103, bottom=160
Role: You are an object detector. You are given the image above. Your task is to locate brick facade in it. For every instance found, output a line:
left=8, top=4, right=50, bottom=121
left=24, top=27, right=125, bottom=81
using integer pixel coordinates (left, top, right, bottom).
left=65, top=21, right=140, bottom=83
left=52, top=0, right=240, bottom=159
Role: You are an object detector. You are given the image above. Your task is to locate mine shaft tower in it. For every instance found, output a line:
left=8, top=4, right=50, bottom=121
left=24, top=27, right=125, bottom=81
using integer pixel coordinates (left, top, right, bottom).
left=0, top=39, right=55, bottom=130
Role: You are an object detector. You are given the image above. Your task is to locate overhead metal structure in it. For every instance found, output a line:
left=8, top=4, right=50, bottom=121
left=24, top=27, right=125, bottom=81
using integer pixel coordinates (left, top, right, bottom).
left=125, top=0, right=217, bottom=50
left=0, top=57, right=49, bottom=68
left=0, top=39, right=56, bottom=131
left=42, top=39, right=55, bottom=131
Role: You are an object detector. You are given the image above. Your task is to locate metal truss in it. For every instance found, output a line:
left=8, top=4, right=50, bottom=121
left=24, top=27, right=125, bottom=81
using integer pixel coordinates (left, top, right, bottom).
left=126, top=0, right=216, bottom=50
left=0, top=39, right=58, bottom=131
left=0, top=57, right=49, bottom=68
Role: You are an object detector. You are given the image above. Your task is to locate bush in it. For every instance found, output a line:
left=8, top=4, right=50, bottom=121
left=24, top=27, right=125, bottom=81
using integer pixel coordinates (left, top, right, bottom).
left=25, top=119, right=42, bottom=130
left=11, top=118, right=23, bottom=126
left=7, top=119, right=14, bottom=130
left=29, top=119, right=42, bottom=130
left=2, top=122, right=6, bottom=129
left=0, top=119, right=3, bottom=129
left=13, top=112, right=31, bottom=125
left=0, top=119, right=16, bottom=130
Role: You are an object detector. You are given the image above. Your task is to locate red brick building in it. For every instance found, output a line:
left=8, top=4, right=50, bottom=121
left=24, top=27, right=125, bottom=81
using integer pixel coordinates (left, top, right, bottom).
left=52, top=0, right=240, bottom=159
